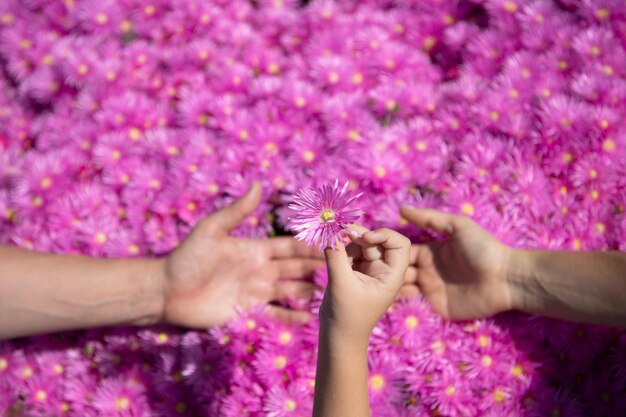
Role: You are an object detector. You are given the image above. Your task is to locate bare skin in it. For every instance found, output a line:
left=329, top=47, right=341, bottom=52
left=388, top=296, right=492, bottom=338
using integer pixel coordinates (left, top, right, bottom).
left=312, top=207, right=626, bottom=417
left=162, top=182, right=322, bottom=327
left=400, top=207, right=626, bottom=327
left=0, top=182, right=324, bottom=340
left=313, top=227, right=410, bottom=417
left=399, top=207, right=513, bottom=319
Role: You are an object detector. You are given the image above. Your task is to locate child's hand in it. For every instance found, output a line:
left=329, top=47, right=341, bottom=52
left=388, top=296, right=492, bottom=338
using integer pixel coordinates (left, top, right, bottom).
left=320, top=226, right=410, bottom=343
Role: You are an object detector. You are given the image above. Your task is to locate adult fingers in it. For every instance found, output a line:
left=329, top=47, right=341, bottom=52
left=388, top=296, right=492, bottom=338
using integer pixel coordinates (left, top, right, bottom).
left=270, top=258, right=324, bottom=280
left=398, top=285, right=421, bottom=298
left=268, top=306, right=311, bottom=325
left=360, top=228, right=411, bottom=268
left=400, top=207, right=462, bottom=235
left=268, top=237, right=323, bottom=259
left=409, top=245, right=420, bottom=265
left=404, top=266, right=418, bottom=284
left=273, top=280, right=318, bottom=302
left=201, top=182, right=262, bottom=235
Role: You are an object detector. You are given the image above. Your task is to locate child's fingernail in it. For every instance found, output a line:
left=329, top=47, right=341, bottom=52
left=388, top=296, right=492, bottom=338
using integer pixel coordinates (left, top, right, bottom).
left=342, top=228, right=362, bottom=238
left=363, top=230, right=378, bottom=239
left=401, top=205, right=414, bottom=210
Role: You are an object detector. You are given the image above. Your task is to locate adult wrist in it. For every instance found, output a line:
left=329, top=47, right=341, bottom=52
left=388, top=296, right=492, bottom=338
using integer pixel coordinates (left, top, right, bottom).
left=504, top=248, right=534, bottom=313
left=131, top=257, right=167, bottom=326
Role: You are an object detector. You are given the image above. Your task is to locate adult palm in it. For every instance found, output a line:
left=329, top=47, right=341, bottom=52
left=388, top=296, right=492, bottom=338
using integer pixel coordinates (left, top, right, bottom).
left=162, top=183, right=323, bottom=328
left=400, top=207, right=514, bottom=320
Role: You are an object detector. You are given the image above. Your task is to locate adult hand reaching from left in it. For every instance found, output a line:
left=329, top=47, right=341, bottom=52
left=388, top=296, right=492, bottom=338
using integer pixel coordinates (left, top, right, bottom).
left=162, top=182, right=323, bottom=328
left=0, top=182, right=323, bottom=340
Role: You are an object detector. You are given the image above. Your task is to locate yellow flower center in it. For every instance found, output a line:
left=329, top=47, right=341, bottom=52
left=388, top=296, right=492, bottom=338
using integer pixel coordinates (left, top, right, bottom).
left=422, top=36, right=436, bottom=52
left=302, top=150, right=315, bottom=162
left=374, top=165, right=387, bottom=178
left=494, top=388, right=506, bottom=402
left=504, top=1, right=517, bottom=12
left=461, top=203, right=474, bottom=216
left=294, top=96, right=306, bottom=108
left=207, top=183, right=219, bottom=195
left=595, top=8, right=609, bottom=19
left=115, top=397, right=130, bottom=410
left=431, top=340, right=445, bottom=355
left=95, top=232, right=107, bottom=244
left=347, top=129, right=361, bottom=141
left=274, top=356, right=287, bottom=369
left=22, top=366, right=33, bottom=378
left=370, top=374, right=385, bottom=390
left=279, top=331, right=292, bottom=344
left=320, top=209, right=335, bottom=222
left=267, top=63, right=281, bottom=75
left=284, top=399, right=297, bottom=411
left=481, top=355, right=493, bottom=367
left=40, top=177, right=53, bottom=189
left=96, top=13, right=108, bottom=24
left=562, top=152, right=573, bottom=163
left=405, top=316, right=419, bottom=329
left=36, top=390, right=47, bottom=402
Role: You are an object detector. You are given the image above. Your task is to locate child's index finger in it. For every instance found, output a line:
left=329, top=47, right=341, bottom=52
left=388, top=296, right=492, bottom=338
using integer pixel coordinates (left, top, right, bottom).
left=343, top=225, right=385, bottom=262
left=361, top=228, right=411, bottom=268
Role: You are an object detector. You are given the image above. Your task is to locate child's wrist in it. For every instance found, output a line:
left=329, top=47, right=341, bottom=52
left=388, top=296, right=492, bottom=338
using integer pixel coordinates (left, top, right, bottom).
left=319, top=318, right=371, bottom=352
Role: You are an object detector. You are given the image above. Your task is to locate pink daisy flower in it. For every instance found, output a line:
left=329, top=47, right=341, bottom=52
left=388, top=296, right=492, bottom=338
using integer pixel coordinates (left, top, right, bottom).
left=263, top=383, right=312, bottom=417
left=287, top=180, right=362, bottom=250
left=91, top=373, right=149, bottom=417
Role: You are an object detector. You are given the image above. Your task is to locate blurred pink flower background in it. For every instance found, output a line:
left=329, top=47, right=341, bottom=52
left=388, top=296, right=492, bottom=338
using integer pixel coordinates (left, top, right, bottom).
left=0, top=0, right=625, bottom=416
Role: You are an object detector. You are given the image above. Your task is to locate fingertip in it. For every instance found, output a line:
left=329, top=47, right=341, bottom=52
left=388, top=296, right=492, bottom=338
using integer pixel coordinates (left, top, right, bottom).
left=361, top=230, right=380, bottom=243
left=299, top=312, right=312, bottom=325
left=246, top=180, right=263, bottom=201
left=324, top=240, right=346, bottom=257
left=346, top=223, right=370, bottom=235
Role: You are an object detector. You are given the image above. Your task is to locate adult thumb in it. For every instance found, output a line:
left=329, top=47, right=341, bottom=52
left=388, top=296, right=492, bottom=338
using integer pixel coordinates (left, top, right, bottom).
left=203, top=181, right=262, bottom=235
left=400, top=207, right=460, bottom=235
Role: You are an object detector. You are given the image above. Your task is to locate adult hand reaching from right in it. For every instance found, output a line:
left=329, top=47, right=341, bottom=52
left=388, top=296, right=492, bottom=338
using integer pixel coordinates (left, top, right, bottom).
left=400, top=207, right=626, bottom=327
left=399, top=207, right=514, bottom=320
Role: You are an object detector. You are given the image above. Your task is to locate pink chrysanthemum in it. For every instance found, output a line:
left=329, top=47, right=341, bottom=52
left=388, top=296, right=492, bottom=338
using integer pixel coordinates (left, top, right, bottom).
left=287, top=180, right=362, bottom=250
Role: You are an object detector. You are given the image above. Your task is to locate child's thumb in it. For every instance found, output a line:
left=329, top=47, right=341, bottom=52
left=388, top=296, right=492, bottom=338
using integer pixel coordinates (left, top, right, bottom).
left=324, top=242, right=353, bottom=284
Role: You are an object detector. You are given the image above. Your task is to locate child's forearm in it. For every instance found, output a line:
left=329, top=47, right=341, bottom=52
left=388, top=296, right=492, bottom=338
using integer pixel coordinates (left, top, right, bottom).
left=313, top=324, right=371, bottom=417
left=0, top=245, right=165, bottom=340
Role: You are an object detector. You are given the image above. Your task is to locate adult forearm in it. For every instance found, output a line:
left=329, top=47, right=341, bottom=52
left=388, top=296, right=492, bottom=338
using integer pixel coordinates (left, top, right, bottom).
left=507, top=249, right=626, bottom=327
left=313, top=325, right=371, bottom=417
left=0, top=245, right=165, bottom=340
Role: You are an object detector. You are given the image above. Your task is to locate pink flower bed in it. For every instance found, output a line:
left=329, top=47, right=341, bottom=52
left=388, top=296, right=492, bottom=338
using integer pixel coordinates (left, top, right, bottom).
left=1, top=0, right=625, bottom=415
